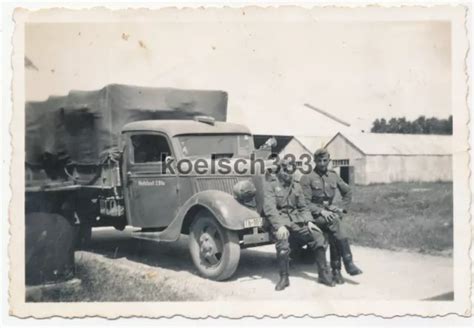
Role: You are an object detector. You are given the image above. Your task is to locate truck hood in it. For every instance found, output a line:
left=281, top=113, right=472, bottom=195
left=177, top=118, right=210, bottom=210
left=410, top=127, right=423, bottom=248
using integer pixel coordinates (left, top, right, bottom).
left=176, top=157, right=273, bottom=214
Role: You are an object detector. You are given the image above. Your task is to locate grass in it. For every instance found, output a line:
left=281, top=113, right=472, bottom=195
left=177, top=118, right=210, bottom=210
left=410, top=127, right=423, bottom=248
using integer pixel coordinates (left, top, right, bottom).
left=335, top=182, right=453, bottom=255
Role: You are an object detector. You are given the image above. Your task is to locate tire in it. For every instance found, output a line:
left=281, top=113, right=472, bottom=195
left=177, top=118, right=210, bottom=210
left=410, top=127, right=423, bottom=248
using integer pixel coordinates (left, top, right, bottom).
left=75, top=224, right=92, bottom=249
left=188, top=210, right=240, bottom=281
left=25, top=212, right=76, bottom=285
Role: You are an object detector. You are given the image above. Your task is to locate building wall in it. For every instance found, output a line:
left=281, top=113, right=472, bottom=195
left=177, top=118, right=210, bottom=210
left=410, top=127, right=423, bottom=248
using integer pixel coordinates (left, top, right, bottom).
left=364, top=155, right=452, bottom=184
left=325, top=134, right=453, bottom=185
left=279, top=138, right=312, bottom=161
left=325, top=135, right=367, bottom=184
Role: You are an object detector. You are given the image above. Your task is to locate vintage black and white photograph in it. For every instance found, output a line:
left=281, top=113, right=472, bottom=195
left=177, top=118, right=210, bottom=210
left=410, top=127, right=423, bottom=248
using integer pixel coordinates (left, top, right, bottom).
left=7, top=4, right=471, bottom=319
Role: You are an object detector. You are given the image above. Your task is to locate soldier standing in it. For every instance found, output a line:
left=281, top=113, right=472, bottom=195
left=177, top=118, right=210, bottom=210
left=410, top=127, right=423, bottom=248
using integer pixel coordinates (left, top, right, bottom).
left=300, top=149, right=362, bottom=284
left=263, top=159, right=334, bottom=291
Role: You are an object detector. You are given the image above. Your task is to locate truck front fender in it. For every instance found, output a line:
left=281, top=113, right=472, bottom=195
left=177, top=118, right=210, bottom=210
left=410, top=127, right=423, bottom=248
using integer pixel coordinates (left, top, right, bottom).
left=155, top=190, right=261, bottom=242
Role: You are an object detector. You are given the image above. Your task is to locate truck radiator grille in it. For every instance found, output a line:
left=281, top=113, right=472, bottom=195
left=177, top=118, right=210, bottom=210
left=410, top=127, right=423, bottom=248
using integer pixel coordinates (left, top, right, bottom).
left=196, top=176, right=248, bottom=194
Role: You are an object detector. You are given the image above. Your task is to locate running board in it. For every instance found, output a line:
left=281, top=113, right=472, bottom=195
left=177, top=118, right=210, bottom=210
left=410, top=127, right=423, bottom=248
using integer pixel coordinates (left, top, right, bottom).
left=131, top=230, right=167, bottom=242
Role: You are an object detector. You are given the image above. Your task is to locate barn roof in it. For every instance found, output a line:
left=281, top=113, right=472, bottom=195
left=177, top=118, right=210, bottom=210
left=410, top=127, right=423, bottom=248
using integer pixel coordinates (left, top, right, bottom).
left=329, top=132, right=452, bottom=156
left=296, top=136, right=333, bottom=153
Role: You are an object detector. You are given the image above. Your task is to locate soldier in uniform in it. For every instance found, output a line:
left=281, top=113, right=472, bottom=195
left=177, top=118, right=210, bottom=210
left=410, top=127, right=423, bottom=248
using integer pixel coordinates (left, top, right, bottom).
left=300, top=148, right=362, bottom=284
left=263, top=159, right=334, bottom=291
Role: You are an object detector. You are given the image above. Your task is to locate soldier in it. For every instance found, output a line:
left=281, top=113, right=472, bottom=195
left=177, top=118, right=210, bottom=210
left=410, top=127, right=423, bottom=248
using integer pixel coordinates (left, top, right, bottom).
left=300, top=148, right=362, bottom=284
left=263, top=159, right=334, bottom=291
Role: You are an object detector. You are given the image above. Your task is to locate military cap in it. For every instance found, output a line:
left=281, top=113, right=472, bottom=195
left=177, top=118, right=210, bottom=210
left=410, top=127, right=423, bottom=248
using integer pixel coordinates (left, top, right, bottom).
left=314, top=148, right=330, bottom=159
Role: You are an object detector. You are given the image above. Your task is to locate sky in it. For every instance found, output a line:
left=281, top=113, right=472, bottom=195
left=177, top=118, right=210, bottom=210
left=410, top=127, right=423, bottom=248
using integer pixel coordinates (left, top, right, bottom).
left=25, top=20, right=451, bottom=136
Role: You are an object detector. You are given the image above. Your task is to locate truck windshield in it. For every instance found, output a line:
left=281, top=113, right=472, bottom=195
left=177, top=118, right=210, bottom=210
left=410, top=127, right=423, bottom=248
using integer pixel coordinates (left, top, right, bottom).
left=177, top=134, right=254, bottom=159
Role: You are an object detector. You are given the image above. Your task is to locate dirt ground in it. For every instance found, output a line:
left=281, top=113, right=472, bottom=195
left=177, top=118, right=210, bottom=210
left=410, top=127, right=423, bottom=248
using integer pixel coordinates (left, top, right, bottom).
left=57, top=227, right=453, bottom=302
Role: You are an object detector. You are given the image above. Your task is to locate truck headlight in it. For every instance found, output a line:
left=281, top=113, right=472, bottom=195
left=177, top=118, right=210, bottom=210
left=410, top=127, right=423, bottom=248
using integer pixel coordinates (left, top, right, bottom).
left=232, top=180, right=257, bottom=204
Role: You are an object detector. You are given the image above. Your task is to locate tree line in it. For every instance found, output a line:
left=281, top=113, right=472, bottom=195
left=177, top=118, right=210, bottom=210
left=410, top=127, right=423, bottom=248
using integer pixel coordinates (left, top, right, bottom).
left=371, top=116, right=452, bottom=135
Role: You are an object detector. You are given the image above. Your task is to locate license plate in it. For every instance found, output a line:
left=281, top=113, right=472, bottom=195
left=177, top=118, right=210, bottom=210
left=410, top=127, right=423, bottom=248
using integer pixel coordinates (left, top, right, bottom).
left=244, top=217, right=263, bottom=228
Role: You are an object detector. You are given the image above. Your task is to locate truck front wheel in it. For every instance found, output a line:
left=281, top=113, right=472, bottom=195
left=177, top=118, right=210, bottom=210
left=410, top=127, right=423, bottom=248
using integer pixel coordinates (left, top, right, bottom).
left=188, top=211, right=240, bottom=281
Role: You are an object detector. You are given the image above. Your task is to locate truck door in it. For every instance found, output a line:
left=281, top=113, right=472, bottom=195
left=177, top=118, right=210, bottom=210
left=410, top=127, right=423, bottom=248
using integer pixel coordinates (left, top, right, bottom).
left=123, top=132, right=179, bottom=228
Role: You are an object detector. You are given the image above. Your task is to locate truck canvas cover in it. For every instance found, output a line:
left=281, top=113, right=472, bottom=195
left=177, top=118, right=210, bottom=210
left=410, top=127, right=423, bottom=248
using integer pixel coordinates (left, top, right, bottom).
left=26, top=84, right=228, bottom=166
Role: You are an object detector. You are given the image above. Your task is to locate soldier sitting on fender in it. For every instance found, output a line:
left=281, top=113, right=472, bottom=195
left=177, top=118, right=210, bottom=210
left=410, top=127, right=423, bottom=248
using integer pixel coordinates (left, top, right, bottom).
left=300, top=148, right=362, bottom=285
left=263, top=158, right=334, bottom=291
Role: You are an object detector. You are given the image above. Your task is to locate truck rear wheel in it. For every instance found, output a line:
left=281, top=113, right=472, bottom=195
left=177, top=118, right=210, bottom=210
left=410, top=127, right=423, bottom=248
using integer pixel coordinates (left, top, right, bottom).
left=75, top=224, right=92, bottom=249
left=25, top=212, right=76, bottom=285
left=188, top=210, right=240, bottom=281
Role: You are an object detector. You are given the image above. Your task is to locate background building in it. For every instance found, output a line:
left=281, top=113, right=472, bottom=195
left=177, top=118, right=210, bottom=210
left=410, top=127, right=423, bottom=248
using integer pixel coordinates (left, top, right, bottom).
left=253, top=135, right=331, bottom=164
left=325, top=132, right=452, bottom=185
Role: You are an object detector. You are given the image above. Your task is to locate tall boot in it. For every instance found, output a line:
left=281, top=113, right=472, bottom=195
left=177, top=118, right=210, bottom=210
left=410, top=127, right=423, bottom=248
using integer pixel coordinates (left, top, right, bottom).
left=337, top=239, right=362, bottom=276
left=275, top=251, right=290, bottom=291
left=329, top=238, right=344, bottom=284
left=314, top=247, right=335, bottom=287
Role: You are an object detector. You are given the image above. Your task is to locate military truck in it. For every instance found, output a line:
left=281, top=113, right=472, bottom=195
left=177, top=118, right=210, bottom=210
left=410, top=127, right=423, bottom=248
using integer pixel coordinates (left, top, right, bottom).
left=25, top=84, right=272, bottom=283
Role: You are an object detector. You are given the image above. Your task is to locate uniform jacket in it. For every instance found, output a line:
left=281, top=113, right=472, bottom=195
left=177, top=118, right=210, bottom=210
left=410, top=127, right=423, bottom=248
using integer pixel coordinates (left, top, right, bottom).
left=300, top=169, right=352, bottom=216
left=263, top=175, right=313, bottom=230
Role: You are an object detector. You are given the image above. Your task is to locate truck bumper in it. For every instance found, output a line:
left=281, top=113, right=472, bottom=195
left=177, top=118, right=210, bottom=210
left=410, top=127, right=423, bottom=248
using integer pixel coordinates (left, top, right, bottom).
left=241, top=227, right=271, bottom=248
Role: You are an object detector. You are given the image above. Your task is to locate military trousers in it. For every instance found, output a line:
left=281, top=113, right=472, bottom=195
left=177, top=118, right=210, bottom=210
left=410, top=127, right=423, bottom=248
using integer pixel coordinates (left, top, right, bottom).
left=313, top=214, right=347, bottom=241
left=274, top=221, right=326, bottom=256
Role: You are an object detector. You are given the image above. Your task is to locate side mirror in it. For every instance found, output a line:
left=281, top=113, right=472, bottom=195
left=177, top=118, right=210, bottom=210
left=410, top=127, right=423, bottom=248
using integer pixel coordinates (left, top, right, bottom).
left=259, top=136, right=277, bottom=151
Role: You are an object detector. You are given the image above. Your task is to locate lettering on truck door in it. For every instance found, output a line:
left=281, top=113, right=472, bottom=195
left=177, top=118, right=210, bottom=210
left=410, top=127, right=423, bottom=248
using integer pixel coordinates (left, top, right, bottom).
left=124, top=133, right=179, bottom=228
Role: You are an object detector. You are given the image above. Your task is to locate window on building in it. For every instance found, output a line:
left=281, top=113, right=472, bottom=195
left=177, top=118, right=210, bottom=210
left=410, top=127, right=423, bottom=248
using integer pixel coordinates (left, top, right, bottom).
left=332, top=159, right=350, bottom=167
left=131, top=134, right=172, bottom=164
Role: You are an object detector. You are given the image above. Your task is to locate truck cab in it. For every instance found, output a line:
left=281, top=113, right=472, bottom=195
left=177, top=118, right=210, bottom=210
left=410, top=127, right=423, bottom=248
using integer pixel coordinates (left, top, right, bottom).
left=120, top=117, right=271, bottom=280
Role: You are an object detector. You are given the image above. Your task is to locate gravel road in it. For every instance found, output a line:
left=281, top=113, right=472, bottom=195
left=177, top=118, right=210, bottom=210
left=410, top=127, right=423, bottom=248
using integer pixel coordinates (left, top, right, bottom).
left=82, top=227, right=453, bottom=301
